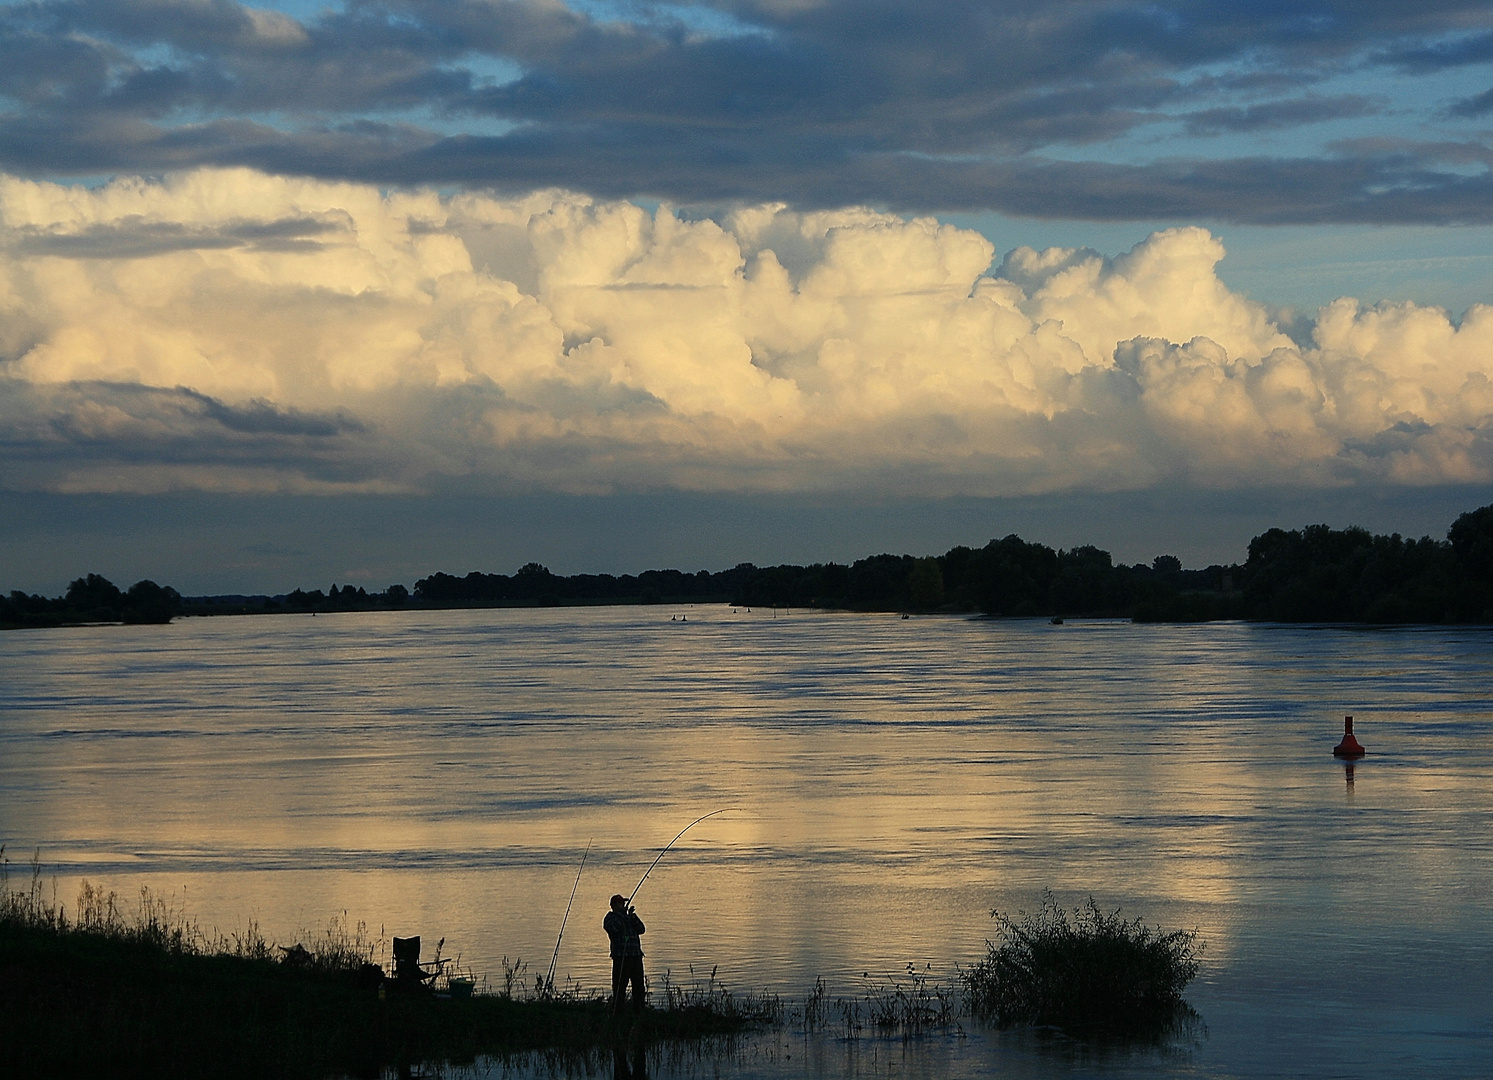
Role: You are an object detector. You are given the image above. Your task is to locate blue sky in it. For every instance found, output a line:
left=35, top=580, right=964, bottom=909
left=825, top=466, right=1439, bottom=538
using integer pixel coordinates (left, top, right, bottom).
left=3, top=1, right=1493, bottom=593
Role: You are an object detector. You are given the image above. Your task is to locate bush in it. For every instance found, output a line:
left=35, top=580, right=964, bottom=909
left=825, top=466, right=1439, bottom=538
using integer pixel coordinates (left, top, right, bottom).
left=963, top=892, right=1201, bottom=1037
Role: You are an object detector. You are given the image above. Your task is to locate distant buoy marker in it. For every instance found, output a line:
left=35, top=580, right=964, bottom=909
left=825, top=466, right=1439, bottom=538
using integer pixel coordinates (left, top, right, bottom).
left=1333, top=715, right=1365, bottom=758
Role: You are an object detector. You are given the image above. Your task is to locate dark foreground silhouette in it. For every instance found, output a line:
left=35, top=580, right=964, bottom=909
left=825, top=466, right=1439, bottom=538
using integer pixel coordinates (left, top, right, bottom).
left=2, top=849, right=1201, bottom=1078
left=0, top=908, right=763, bottom=1079
left=963, top=892, right=1202, bottom=1038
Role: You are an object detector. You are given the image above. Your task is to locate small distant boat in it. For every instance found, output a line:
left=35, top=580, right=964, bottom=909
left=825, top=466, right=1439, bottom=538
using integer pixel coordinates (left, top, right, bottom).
left=1050, top=616, right=1064, bottom=625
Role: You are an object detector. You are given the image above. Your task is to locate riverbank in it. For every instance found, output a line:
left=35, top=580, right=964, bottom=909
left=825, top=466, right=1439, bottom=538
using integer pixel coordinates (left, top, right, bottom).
left=7, top=499, right=1489, bottom=631
left=2, top=847, right=1206, bottom=1077
left=0, top=851, right=777, bottom=1079
left=0, top=918, right=772, bottom=1078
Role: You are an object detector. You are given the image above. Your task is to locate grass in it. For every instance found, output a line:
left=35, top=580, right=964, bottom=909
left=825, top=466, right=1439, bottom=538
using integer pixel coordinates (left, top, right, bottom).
left=0, top=849, right=774, bottom=1079
left=794, top=966, right=963, bottom=1041
left=961, top=891, right=1202, bottom=1039
left=3, top=852, right=1203, bottom=1075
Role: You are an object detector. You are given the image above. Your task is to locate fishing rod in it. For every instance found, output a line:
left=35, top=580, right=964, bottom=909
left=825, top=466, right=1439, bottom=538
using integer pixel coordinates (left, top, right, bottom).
left=545, top=838, right=591, bottom=993
left=628, top=808, right=738, bottom=905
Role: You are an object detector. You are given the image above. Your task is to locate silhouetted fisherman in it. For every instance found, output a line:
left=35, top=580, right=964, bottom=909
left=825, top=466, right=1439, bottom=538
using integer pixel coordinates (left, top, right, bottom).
left=605, top=893, right=646, bottom=1013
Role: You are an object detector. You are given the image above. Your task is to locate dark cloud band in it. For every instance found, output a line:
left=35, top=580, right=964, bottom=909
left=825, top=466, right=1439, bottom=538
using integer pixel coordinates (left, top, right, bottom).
left=3, top=1, right=1493, bottom=221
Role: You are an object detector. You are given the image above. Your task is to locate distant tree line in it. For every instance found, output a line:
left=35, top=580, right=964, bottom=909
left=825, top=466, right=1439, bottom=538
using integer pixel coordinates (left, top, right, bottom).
left=1228, top=505, right=1493, bottom=623
left=411, top=504, right=1493, bottom=623
left=0, top=573, right=182, bottom=629
left=278, top=583, right=410, bottom=611
left=413, top=562, right=737, bottom=607
left=174, top=583, right=412, bottom=616
left=6, top=503, right=1492, bottom=630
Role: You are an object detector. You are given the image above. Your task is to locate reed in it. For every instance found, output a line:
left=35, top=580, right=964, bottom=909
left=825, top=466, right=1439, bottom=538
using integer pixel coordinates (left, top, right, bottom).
left=863, top=963, right=961, bottom=1035
left=791, top=967, right=961, bottom=1041
left=3, top=849, right=1202, bottom=1075
left=657, top=964, right=784, bottom=1026
left=961, top=891, right=1202, bottom=1038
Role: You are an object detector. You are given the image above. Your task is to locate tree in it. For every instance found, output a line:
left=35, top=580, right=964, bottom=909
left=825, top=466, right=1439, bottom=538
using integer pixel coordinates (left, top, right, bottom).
left=122, top=580, right=181, bottom=624
left=965, top=535, right=1059, bottom=616
left=1050, top=545, right=1123, bottom=614
left=1449, top=505, right=1493, bottom=583
left=1151, top=555, right=1181, bottom=575
left=908, top=557, right=945, bottom=609
left=66, top=574, right=122, bottom=615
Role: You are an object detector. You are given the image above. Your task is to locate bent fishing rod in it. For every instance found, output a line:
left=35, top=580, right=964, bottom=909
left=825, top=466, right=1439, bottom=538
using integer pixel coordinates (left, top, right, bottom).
left=628, top=807, right=739, bottom=905
left=545, top=838, right=591, bottom=993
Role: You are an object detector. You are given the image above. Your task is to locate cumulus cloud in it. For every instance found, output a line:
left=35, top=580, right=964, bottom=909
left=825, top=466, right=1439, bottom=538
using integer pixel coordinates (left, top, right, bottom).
left=1, top=169, right=1491, bottom=495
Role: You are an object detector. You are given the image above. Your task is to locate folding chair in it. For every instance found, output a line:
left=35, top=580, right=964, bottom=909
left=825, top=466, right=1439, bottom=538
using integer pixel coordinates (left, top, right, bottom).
left=391, top=935, right=446, bottom=991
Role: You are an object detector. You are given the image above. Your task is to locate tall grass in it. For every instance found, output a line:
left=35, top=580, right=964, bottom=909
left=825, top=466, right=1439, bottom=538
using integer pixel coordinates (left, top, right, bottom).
left=864, top=963, right=961, bottom=1035
left=791, top=966, right=961, bottom=1041
left=962, top=891, right=1201, bottom=1038
left=656, top=965, right=784, bottom=1027
left=0, top=848, right=779, bottom=1077
left=1, top=844, right=379, bottom=971
left=5, top=849, right=1203, bottom=1075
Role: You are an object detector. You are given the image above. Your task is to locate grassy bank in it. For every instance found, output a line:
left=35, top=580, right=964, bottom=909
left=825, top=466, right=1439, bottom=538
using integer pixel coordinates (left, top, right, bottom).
left=3, top=853, right=1204, bottom=1076
left=0, top=852, right=775, bottom=1079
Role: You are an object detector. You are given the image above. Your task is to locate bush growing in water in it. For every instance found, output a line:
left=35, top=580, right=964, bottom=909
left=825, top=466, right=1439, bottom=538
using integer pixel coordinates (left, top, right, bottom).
left=962, top=893, right=1201, bottom=1036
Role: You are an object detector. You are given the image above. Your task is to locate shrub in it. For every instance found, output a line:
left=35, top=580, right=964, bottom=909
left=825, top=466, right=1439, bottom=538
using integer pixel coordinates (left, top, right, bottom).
left=963, top=892, right=1201, bottom=1037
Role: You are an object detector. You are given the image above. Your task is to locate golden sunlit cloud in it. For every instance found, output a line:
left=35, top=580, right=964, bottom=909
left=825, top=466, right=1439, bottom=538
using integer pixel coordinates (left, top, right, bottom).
left=2, top=169, right=1490, bottom=496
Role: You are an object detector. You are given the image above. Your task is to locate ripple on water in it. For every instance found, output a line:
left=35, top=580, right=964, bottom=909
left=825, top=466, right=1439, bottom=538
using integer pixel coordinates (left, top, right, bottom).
left=2, top=608, right=1491, bottom=1078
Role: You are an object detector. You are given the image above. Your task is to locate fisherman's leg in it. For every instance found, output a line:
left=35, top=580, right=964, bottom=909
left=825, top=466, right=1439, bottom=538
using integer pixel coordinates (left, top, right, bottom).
left=612, top=957, right=627, bottom=1013
left=626, top=957, right=646, bottom=1011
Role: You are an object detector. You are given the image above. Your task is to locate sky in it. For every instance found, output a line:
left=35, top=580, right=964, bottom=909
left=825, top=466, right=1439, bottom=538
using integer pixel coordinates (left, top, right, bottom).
left=4, top=0, right=1493, bottom=594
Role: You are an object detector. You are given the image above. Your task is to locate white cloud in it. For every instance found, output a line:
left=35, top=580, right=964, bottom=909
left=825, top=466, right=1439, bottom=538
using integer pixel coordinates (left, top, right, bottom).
left=1, top=168, right=1491, bottom=495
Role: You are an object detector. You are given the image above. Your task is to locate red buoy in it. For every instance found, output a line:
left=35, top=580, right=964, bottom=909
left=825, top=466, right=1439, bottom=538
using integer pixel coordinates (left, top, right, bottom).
left=1333, top=715, right=1365, bottom=758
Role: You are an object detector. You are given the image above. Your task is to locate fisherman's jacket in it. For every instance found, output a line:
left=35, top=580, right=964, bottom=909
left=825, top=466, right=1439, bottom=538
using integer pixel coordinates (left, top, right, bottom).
left=603, top=910, right=646, bottom=958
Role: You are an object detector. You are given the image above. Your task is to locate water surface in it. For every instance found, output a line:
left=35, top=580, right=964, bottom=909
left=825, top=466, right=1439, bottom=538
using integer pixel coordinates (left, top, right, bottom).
left=2, top=607, right=1490, bottom=1077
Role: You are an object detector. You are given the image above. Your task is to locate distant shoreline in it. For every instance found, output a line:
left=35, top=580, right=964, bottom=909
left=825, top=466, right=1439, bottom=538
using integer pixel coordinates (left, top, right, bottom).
left=5, top=501, right=1491, bottom=630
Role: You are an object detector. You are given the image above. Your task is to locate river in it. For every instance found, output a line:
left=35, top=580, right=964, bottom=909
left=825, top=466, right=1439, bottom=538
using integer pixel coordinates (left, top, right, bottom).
left=1, top=606, right=1490, bottom=1077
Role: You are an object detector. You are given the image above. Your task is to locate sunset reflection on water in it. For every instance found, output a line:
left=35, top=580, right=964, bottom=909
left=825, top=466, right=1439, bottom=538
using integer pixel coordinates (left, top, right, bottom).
left=2, top=607, right=1491, bottom=1077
